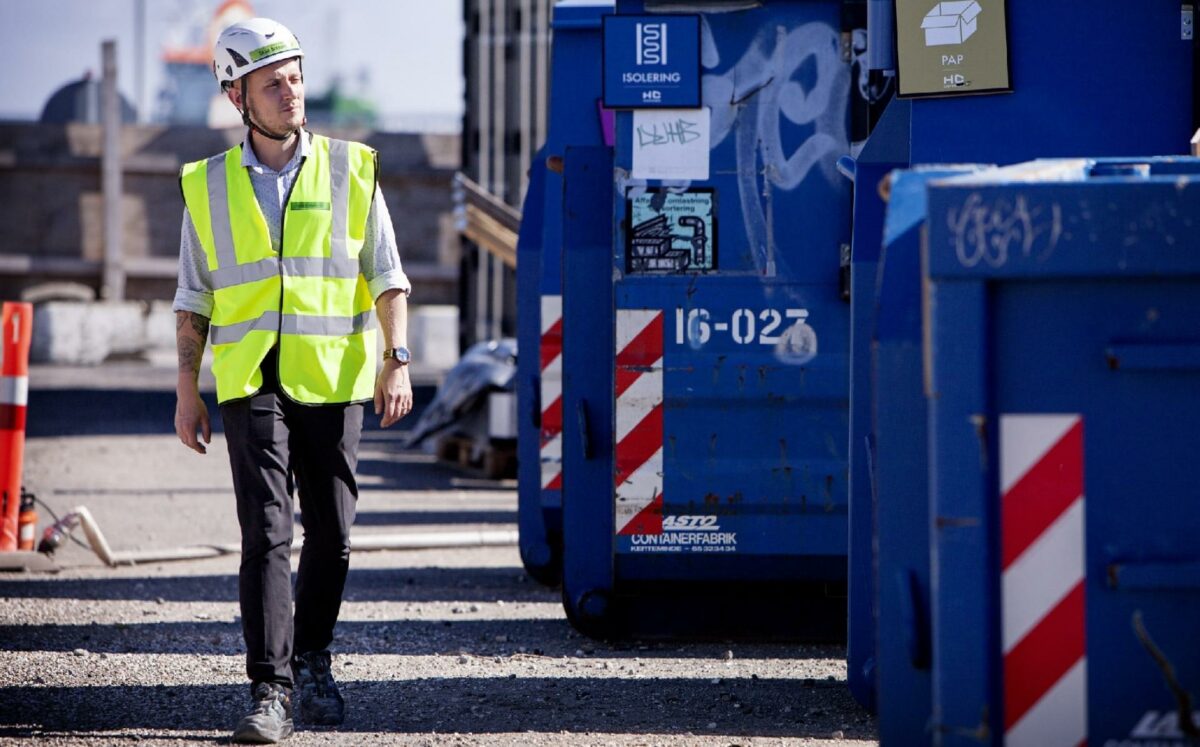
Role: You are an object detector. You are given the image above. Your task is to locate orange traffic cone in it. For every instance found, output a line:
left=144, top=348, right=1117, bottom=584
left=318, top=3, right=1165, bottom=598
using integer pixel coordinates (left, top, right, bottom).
left=0, top=302, right=32, bottom=552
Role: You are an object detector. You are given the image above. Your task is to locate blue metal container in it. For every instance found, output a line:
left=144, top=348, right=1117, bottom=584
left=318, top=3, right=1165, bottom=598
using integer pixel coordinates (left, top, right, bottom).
left=923, top=158, right=1200, bottom=745
left=560, top=0, right=853, bottom=638
left=516, top=1, right=613, bottom=585
left=873, top=164, right=991, bottom=744
left=847, top=0, right=1195, bottom=716
left=844, top=99, right=911, bottom=712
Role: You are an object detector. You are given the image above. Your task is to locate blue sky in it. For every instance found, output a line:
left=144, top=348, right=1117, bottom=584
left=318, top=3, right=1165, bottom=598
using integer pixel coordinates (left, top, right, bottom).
left=0, top=0, right=464, bottom=130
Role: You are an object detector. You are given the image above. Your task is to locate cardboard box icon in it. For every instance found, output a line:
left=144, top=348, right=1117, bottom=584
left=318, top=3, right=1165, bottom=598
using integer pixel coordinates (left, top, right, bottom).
left=922, top=1, right=982, bottom=46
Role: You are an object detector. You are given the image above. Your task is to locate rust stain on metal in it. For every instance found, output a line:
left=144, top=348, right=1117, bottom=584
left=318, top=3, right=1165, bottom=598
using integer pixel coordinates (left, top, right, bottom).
left=1132, top=611, right=1199, bottom=737
left=935, top=705, right=991, bottom=743
left=712, top=355, right=726, bottom=386
left=970, top=414, right=989, bottom=470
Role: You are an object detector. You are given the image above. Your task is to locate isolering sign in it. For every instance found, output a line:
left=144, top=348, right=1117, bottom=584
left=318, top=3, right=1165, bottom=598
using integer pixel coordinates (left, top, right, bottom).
left=603, top=15, right=701, bottom=108
left=896, top=0, right=1011, bottom=97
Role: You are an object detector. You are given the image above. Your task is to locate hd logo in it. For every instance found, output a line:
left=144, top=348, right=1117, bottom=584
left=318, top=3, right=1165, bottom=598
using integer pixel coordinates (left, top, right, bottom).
left=636, top=22, right=668, bottom=66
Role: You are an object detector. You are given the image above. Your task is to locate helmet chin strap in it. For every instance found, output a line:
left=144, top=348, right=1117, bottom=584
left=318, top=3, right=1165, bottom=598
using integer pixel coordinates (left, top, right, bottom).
left=240, top=76, right=306, bottom=143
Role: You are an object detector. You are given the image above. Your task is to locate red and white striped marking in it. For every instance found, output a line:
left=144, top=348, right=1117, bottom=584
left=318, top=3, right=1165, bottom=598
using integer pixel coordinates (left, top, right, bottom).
left=1000, top=415, right=1087, bottom=747
left=0, top=302, right=31, bottom=552
left=539, top=295, right=564, bottom=491
left=615, top=309, right=664, bottom=536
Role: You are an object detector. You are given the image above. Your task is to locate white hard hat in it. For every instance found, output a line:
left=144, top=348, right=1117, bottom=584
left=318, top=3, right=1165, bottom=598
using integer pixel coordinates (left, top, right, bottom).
left=212, top=17, right=304, bottom=90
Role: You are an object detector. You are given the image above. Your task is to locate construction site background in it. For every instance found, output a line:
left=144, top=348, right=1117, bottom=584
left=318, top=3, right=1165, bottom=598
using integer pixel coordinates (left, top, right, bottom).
left=0, top=122, right=461, bottom=308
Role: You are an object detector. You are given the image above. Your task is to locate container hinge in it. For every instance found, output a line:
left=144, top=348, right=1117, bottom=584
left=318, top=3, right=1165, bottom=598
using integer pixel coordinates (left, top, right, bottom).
left=1184, top=5, right=1195, bottom=40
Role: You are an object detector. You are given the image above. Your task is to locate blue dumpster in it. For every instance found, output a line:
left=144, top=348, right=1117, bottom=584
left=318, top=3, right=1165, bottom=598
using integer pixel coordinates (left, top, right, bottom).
left=846, top=0, right=1195, bottom=716
left=560, top=0, right=853, bottom=638
left=844, top=99, right=912, bottom=712
left=923, top=158, right=1200, bottom=745
left=873, top=164, right=993, bottom=744
left=516, top=1, right=613, bottom=585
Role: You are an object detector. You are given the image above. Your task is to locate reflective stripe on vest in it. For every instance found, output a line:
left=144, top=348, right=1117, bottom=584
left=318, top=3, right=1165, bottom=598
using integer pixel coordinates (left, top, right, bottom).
left=210, top=310, right=378, bottom=345
left=180, top=134, right=378, bottom=405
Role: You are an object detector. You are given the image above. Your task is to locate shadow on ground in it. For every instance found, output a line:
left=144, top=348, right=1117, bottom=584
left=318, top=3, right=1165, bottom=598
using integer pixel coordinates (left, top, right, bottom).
left=0, top=566, right=543, bottom=604
left=0, top=611, right=846, bottom=661
left=0, top=675, right=867, bottom=740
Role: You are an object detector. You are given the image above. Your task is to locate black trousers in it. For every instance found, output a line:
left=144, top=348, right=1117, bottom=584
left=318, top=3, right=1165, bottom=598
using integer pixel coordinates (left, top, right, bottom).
left=220, top=350, right=364, bottom=686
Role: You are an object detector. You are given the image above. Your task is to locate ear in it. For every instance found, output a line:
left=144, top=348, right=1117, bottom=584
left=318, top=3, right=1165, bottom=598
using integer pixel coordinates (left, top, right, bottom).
left=226, top=86, right=243, bottom=113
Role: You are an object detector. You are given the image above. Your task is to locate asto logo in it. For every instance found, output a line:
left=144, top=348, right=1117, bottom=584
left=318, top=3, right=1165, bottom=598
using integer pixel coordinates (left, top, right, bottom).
left=663, top=516, right=720, bottom=531
left=636, top=22, right=668, bottom=66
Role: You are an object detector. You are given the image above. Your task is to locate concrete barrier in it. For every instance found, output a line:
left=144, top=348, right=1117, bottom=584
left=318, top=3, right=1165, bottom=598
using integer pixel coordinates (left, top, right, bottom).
left=31, top=301, right=148, bottom=365
left=410, top=304, right=460, bottom=372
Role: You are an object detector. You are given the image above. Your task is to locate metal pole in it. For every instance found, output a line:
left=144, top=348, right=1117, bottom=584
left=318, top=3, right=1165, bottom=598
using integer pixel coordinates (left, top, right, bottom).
left=534, top=0, right=550, bottom=161
left=475, top=0, right=493, bottom=344
left=518, top=0, right=532, bottom=205
left=491, top=0, right=508, bottom=340
left=494, top=0, right=507, bottom=205
left=134, top=0, right=146, bottom=123
left=101, top=40, right=126, bottom=302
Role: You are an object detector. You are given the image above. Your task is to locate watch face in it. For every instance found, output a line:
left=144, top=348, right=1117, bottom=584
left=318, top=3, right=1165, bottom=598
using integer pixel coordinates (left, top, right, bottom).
left=388, top=347, right=411, bottom=363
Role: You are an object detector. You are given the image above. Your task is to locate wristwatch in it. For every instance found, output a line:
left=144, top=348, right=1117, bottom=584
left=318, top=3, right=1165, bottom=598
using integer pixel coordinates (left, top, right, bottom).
left=383, top=346, right=411, bottom=365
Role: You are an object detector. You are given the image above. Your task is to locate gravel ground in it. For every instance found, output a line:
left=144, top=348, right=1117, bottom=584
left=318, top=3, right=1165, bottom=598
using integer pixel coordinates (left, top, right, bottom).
left=0, top=365, right=877, bottom=746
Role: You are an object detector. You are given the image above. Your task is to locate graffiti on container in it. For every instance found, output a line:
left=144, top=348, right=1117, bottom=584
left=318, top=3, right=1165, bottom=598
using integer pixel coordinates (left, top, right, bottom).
left=949, top=192, right=1063, bottom=268
left=636, top=117, right=704, bottom=147
left=703, top=20, right=850, bottom=275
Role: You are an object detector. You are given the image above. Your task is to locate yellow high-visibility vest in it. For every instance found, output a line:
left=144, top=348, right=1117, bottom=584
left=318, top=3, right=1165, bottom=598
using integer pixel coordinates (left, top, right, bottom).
left=180, top=134, right=378, bottom=405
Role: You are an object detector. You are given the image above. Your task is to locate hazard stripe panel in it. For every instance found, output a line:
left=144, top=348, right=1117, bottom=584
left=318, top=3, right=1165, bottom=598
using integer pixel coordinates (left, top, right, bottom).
left=614, top=310, right=664, bottom=536
left=1001, top=419, right=1084, bottom=567
left=539, top=295, right=564, bottom=492
left=1005, top=659, right=1088, bottom=747
left=1000, top=414, right=1087, bottom=746
left=0, top=376, right=28, bottom=407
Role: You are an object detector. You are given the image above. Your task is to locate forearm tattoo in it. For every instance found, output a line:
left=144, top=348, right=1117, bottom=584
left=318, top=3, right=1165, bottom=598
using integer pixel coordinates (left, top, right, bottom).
left=178, top=336, right=203, bottom=374
left=176, top=312, right=209, bottom=374
left=190, top=314, right=210, bottom=339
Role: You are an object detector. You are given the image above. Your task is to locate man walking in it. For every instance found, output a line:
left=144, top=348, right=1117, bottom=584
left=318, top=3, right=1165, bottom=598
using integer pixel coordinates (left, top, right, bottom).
left=172, top=18, right=413, bottom=743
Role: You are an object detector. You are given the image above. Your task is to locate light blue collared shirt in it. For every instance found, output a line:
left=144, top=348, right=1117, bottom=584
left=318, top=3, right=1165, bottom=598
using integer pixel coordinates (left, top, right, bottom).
left=172, top=130, right=411, bottom=318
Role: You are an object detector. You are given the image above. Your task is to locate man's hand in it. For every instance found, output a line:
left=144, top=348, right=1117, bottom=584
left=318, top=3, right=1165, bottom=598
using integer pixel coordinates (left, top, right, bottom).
left=175, top=386, right=211, bottom=454
left=374, top=359, right=413, bottom=428
left=175, top=310, right=211, bottom=453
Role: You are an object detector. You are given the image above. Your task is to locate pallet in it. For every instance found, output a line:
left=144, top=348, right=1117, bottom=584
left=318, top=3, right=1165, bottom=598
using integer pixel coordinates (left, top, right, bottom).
left=435, top=435, right=517, bottom=480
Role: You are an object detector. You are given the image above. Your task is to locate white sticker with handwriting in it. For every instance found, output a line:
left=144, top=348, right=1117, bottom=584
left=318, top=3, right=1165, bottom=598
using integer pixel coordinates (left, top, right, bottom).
left=631, top=108, right=710, bottom=181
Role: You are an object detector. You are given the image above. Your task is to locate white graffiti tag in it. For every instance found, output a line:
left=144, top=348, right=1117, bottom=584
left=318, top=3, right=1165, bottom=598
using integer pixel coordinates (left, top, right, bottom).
left=703, top=20, right=850, bottom=275
left=949, top=193, right=1063, bottom=268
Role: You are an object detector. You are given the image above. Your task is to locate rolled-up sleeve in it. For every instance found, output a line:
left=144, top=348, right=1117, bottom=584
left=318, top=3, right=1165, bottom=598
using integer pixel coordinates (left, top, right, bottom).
left=172, top=207, right=215, bottom=318
left=361, top=186, right=412, bottom=301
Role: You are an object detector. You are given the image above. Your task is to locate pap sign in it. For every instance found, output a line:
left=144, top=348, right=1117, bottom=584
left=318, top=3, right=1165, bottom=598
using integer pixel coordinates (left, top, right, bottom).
left=895, top=0, right=1012, bottom=98
left=603, top=15, right=701, bottom=108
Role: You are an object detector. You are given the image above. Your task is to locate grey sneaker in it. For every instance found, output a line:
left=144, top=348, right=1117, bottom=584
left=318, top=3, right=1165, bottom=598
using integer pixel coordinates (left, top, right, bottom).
left=291, top=650, right=345, bottom=726
left=232, top=682, right=293, bottom=744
